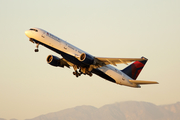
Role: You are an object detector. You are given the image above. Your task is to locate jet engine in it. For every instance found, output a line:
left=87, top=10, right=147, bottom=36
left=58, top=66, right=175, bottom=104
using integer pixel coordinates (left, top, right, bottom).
left=47, top=55, right=68, bottom=67
left=79, top=53, right=94, bottom=65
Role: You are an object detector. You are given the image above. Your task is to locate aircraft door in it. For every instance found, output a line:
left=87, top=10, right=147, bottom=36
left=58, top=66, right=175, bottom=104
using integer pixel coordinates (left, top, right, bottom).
left=63, top=42, right=68, bottom=50
left=41, top=32, right=46, bottom=38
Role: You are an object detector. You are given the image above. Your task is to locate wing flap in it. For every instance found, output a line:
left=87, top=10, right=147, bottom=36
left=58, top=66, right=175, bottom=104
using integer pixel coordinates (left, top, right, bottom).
left=129, top=80, right=159, bottom=84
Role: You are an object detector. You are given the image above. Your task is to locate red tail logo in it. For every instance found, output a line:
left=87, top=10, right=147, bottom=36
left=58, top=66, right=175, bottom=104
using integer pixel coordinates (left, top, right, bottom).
left=122, top=57, right=147, bottom=80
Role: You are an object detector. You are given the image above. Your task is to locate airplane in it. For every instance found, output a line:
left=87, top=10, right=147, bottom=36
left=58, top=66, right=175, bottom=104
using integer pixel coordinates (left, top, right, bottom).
left=25, top=28, right=158, bottom=88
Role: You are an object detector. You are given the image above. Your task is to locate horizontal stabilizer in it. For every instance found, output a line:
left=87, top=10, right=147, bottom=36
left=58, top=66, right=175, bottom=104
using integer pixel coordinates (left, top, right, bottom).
left=129, top=80, right=159, bottom=84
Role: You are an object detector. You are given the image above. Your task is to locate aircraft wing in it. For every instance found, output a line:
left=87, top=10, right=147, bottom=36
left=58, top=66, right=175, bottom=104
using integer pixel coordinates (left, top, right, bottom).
left=129, top=80, right=159, bottom=84
left=95, top=57, right=145, bottom=66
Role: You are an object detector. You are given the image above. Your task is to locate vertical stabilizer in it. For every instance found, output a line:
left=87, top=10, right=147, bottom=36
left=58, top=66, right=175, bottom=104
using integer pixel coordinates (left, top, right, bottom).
left=122, top=57, right=148, bottom=80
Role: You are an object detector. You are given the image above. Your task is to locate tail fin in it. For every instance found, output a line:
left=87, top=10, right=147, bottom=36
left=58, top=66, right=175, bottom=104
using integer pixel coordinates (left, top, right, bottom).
left=122, top=57, right=148, bottom=80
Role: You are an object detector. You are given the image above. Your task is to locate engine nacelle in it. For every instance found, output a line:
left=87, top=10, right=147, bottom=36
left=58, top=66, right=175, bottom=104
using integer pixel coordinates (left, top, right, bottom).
left=79, top=53, right=94, bottom=65
left=47, top=55, right=64, bottom=67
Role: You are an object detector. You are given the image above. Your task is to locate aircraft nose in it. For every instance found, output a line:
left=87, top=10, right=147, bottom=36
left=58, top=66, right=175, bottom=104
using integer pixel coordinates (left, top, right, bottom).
left=25, top=30, right=30, bottom=37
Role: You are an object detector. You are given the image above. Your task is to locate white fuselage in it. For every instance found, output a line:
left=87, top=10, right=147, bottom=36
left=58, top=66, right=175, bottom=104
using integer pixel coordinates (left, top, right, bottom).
left=25, top=28, right=140, bottom=88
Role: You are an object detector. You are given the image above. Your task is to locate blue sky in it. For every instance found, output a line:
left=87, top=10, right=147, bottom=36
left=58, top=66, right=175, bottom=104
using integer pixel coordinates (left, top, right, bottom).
left=0, top=0, right=180, bottom=119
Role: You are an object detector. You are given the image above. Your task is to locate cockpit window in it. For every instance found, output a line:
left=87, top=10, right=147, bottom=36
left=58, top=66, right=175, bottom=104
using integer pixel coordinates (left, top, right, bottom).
left=30, top=28, right=38, bottom=32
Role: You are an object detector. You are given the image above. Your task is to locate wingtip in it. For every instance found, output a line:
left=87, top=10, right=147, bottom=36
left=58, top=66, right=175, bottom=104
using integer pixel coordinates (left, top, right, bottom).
left=141, top=56, right=148, bottom=60
left=155, top=82, right=159, bottom=84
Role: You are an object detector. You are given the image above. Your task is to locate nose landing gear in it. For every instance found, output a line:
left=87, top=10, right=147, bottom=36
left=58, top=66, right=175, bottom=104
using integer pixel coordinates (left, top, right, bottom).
left=35, top=49, right=39, bottom=52
left=29, top=38, right=40, bottom=52
left=35, top=43, right=39, bottom=52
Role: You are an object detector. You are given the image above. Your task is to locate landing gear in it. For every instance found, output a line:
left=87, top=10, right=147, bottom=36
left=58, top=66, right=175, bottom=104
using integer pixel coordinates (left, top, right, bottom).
left=35, top=49, right=39, bottom=52
left=73, top=70, right=82, bottom=77
left=72, top=66, right=81, bottom=77
left=80, top=67, right=93, bottom=77
left=34, top=43, right=39, bottom=52
left=88, top=72, right=92, bottom=77
left=72, top=65, right=93, bottom=77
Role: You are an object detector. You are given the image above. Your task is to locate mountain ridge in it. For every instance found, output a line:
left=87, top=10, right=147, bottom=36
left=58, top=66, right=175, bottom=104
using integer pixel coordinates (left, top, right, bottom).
left=2, top=101, right=180, bottom=120
left=26, top=101, right=180, bottom=120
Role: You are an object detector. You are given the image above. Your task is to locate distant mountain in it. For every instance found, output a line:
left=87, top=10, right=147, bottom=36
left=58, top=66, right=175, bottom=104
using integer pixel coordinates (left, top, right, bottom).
left=0, top=118, right=18, bottom=120
left=25, top=101, right=180, bottom=120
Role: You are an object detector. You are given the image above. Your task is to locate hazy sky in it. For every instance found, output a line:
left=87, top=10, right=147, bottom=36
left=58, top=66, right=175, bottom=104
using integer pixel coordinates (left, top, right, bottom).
left=1, top=0, right=180, bottom=120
